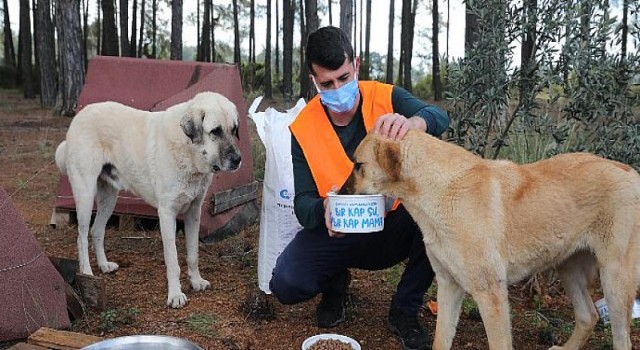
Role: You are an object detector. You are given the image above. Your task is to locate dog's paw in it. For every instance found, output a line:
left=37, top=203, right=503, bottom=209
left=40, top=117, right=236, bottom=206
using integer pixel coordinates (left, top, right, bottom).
left=167, top=292, right=188, bottom=308
left=190, top=277, right=211, bottom=292
left=548, top=346, right=564, bottom=350
left=99, top=261, right=119, bottom=273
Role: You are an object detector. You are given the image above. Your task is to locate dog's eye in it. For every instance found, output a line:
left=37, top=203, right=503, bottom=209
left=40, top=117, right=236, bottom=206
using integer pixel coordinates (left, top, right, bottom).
left=210, top=126, right=222, bottom=137
left=232, top=125, right=239, bottom=139
left=354, top=162, right=363, bottom=171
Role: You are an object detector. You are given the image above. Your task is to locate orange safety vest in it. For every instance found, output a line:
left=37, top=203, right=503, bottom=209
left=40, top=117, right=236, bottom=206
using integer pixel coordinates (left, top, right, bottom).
left=290, top=81, right=399, bottom=210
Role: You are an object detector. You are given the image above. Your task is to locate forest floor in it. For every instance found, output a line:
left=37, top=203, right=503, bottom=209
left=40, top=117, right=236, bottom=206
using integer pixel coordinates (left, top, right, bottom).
left=0, top=88, right=637, bottom=350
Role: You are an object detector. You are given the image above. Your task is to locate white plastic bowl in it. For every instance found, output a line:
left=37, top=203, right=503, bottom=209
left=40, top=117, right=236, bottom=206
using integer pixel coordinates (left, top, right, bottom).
left=302, top=333, right=361, bottom=350
left=328, top=193, right=385, bottom=233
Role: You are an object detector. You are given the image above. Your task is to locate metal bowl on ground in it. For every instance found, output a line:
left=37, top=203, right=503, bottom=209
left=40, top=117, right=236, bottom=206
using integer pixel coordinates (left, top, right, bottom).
left=81, top=335, right=202, bottom=350
left=302, top=333, right=361, bottom=350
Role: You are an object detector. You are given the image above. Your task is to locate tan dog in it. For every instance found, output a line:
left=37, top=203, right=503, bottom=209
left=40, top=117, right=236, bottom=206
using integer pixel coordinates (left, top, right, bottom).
left=55, top=92, right=242, bottom=308
left=341, top=130, right=640, bottom=350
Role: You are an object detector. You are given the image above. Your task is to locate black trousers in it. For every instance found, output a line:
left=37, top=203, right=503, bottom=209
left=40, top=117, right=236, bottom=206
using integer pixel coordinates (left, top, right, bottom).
left=269, top=205, right=435, bottom=315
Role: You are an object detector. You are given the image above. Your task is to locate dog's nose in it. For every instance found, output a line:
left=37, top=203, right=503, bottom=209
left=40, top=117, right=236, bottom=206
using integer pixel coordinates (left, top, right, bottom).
left=231, top=153, right=242, bottom=168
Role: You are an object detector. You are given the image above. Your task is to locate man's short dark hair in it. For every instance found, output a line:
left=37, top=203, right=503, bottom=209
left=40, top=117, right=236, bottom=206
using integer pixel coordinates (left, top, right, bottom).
left=306, top=26, right=354, bottom=75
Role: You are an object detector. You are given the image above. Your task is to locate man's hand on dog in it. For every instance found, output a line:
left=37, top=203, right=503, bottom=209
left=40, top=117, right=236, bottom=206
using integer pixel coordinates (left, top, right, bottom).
left=374, top=113, right=427, bottom=141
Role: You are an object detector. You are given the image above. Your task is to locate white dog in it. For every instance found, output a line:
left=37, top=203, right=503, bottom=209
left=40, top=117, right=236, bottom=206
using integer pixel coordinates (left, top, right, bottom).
left=55, top=92, right=242, bottom=308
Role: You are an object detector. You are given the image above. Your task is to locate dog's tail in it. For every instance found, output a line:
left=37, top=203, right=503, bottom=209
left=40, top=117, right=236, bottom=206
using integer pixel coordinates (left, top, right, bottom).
left=55, top=141, right=67, bottom=175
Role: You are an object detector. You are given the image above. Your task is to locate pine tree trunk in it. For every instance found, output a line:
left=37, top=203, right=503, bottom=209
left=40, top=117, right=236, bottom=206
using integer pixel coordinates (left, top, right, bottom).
left=385, top=0, right=393, bottom=84
left=96, top=0, right=101, bottom=54
left=170, top=0, right=182, bottom=60
left=35, top=0, right=57, bottom=106
left=432, top=0, right=442, bottom=100
left=214, top=0, right=219, bottom=62
left=621, top=0, right=628, bottom=59
left=299, top=0, right=308, bottom=99
left=339, top=0, right=352, bottom=42
left=129, top=0, right=137, bottom=57
left=250, top=0, right=255, bottom=63
left=275, top=0, right=280, bottom=77
left=196, top=0, right=200, bottom=59
left=101, top=0, right=119, bottom=55
left=137, top=0, right=145, bottom=57
left=82, top=0, right=89, bottom=69
left=200, top=0, right=211, bottom=61
left=151, top=0, right=156, bottom=58
left=363, top=0, right=371, bottom=80
left=264, top=0, right=273, bottom=98
left=304, top=0, right=319, bottom=97
left=19, top=0, right=35, bottom=98
left=520, top=0, right=536, bottom=99
left=119, top=0, right=130, bottom=56
left=464, top=1, right=479, bottom=56
left=2, top=0, right=16, bottom=67
left=400, top=0, right=415, bottom=92
left=282, top=0, right=294, bottom=100
left=233, top=0, right=241, bottom=64
left=56, top=0, right=85, bottom=116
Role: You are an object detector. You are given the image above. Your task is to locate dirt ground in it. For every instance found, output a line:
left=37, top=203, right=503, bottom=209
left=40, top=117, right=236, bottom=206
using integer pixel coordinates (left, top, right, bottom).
left=0, top=89, right=637, bottom=350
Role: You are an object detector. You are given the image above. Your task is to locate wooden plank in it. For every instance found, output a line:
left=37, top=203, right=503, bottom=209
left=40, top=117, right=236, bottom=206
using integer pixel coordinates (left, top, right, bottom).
left=75, top=273, right=106, bottom=311
left=27, top=327, right=102, bottom=350
left=65, top=282, right=86, bottom=321
left=48, top=257, right=79, bottom=284
left=209, top=181, right=258, bottom=215
left=7, top=342, right=50, bottom=350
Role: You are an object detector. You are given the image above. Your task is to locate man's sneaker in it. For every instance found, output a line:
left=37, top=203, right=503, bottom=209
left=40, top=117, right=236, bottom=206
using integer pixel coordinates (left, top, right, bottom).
left=388, top=307, right=432, bottom=350
left=316, top=271, right=350, bottom=328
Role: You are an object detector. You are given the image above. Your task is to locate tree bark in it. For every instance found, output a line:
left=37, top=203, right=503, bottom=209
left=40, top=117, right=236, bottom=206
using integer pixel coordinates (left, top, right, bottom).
left=129, top=0, right=137, bottom=57
left=264, top=0, right=272, bottom=98
left=82, top=0, right=89, bottom=68
left=385, top=0, right=394, bottom=84
left=232, top=0, right=241, bottom=64
left=363, top=0, right=371, bottom=80
left=520, top=0, right=537, bottom=99
left=35, top=0, right=57, bottom=106
left=96, top=0, right=101, bottom=54
left=199, top=0, right=211, bottom=61
left=195, top=0, right=199, bottom=58
left=170, top=0, right=182, bottom=60
left=3, top=0, right=16, bottom=67
left=210, top=2, right=216, bottom=61
left=250, top=0, right=255, bottom=63
left=339, top=0, right=352, bottom=42
left=56, top=0, right=85, bottom=116
left=119, top=0, right=130, bottom=56
left=306, top=0, right=319, bottom=36
left=101, top=0, right=119, bottom=55
left=137, top=0, right=145, bottom=57
left=432, top=0, right=441, bottom=100
left=622, top=0, right=628, bottom=60
left=299, top=0, right=308, bottom=98
left=282, top=0, right=294, bottom=100
left=19, top=0, right=35, bottom=98
left=151, top=0, right=156, bottom=58
left=275, top=0, right=280, bottom=77
left=400, top=0, right=416, bottom=92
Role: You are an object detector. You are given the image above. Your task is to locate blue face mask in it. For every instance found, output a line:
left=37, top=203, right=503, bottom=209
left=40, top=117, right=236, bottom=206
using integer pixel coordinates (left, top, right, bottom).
left=313, top=73, right=359, bottom=113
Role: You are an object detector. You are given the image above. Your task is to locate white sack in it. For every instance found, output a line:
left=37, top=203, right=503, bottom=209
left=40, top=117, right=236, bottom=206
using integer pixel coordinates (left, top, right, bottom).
left=249, top=96, right=306, bottom=294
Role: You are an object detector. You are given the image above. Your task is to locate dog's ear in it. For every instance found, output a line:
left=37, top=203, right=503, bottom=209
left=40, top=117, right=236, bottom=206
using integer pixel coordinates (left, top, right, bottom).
left=375, top=140, right=402, bottom=182
left=180, top=110, right=205, bottom=143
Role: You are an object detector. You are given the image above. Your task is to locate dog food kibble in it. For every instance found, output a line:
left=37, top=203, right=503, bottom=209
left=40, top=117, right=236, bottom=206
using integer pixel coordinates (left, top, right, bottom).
left=308, top=339, right=353, bottom=350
